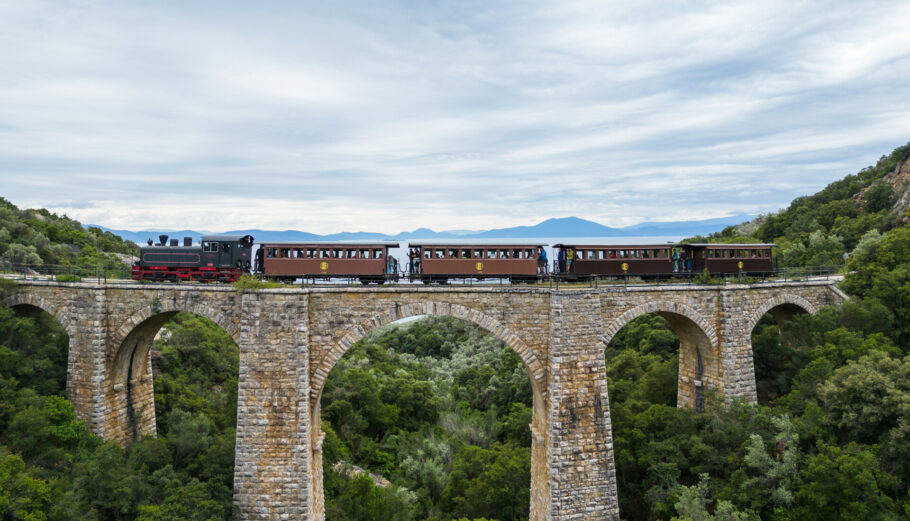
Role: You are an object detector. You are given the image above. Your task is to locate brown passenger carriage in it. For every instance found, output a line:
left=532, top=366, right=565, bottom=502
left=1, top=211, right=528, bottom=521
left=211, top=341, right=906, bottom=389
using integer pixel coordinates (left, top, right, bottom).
left=554, top=244, right=675, bottom=276
left=259, top=241, right=400, bottom=283
left=679, top=243, right=774, bottom=275
left=409, top=243, right=544, bottom=283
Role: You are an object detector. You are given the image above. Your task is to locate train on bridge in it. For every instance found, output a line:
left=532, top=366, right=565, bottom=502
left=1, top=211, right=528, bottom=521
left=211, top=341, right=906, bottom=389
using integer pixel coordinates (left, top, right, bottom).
left=131, top=234, right=775, bottom=284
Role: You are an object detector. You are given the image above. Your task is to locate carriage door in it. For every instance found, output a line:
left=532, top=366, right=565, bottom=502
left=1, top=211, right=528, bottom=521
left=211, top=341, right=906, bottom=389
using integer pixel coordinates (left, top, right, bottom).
left=219, top=242, right=234, bottom=268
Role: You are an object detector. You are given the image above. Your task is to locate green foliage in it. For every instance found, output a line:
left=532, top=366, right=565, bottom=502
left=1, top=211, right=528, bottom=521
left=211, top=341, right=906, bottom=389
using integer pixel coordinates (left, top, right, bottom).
left=672, top=474, right=755, bottom=521
left=441, top=443, right=530, bottom=520
left=321, top=316, right=533, bottom=520
left=0, top=198, right=138, bottom=271
left=792, top=444, right=897, bottom=521
left=231, top=274, right=284, bottom=291
left=0, top=305, right=239, bottom=520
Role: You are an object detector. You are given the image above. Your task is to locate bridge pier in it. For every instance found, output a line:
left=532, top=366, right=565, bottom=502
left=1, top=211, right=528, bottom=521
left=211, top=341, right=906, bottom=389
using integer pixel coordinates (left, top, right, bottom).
left=548, top=292, right=620, bottom=520
left=234, top=293, right=313, bottom=519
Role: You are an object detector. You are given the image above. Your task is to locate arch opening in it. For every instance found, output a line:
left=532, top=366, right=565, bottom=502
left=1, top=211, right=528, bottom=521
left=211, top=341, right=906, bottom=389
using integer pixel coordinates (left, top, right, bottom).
left=2, top=303, right=70, bottom=398
left=749, top=299, right=813, bottom=406
left=109, top=310, right=240, bottom=518
left=603, top=309, right=719, bottom=520
left=313, top=313, right=546, bottom=521
left=603, top=305, right=721, bottom=411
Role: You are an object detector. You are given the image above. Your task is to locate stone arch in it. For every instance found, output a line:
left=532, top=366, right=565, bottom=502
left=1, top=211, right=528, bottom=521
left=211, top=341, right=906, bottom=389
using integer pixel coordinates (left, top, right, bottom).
left=2, top=292, right=75, bottom=339
left=311, top=300, right=546, bottom=403
left=602, top=300, right=718, bottom=348
left=105, top=299, right=240, bottom=445
left=310, top=300, right=550, bottom=521
left=746, top=293, right=818, bottom=333
left=602, top=300, right=720, bottom=410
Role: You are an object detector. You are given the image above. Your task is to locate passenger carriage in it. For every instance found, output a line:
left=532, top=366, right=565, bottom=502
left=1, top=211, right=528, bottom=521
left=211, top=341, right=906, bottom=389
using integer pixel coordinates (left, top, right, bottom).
left=553, top=244, right=675, bottom=276
left=258, top=241, right=400, bottom=283
left=408, top=243, right=544, bottom=283
left=679, top=243, right=774, bottom=275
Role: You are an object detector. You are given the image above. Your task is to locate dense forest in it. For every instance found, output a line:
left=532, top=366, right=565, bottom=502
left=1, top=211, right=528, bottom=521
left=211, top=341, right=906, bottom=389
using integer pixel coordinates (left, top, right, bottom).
left=1, top=140, right=909, bottom=519
left=0, top=197, right=138, bottom=272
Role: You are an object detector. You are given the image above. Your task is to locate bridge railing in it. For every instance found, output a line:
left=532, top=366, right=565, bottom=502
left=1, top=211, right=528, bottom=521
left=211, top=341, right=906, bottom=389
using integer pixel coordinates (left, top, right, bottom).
left=0, top=262, right=133, bottom=284
left=0, top=261, right=843, bottom=288
left=548, top=265, right=842, bottom=289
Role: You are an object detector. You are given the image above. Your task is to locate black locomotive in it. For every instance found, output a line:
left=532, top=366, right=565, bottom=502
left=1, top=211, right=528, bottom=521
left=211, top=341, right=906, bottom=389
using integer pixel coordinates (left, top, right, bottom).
left=131, top=234, right=253, bottom=282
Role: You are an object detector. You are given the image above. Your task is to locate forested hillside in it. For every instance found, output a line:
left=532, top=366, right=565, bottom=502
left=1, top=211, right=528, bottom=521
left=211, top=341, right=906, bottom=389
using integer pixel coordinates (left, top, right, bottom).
left=0, top=198, right=138, bottom=271
left=691, top=141, right=910, bottom=270
left=1, top=140, right=910, bottom=520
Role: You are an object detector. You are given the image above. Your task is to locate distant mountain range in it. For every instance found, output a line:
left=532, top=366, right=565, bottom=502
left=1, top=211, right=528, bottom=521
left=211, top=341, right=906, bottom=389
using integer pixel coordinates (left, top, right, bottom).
left=90, top=214, right=754, bottom=244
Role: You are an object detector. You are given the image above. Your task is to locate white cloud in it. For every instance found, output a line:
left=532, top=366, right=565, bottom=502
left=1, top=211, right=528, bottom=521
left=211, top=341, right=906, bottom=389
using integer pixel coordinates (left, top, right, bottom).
left=1, top=0, right=909, bottom=234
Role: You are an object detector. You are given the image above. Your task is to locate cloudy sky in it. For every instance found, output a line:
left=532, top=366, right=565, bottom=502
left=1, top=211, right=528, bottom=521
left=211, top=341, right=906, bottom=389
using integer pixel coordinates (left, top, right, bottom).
left=1, top=0, right=909, bottom=234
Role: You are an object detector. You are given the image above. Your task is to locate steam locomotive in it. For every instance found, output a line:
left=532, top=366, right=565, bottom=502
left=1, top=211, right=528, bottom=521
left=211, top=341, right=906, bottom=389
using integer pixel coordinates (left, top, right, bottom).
left=132, top=234, right=774, bottom=283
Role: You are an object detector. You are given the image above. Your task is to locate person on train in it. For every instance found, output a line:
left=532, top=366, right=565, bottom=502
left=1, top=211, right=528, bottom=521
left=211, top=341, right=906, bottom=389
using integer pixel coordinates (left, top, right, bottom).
left=537, top=247, right=548, bottom=274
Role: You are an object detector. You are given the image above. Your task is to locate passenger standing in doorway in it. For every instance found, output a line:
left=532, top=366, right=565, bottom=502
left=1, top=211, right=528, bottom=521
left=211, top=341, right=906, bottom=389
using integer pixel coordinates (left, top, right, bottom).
left=557, top=248, right=566, bottom=274
left=672, top=249, right=679, bottom=272
left=537, top=247, right=548, bottom=275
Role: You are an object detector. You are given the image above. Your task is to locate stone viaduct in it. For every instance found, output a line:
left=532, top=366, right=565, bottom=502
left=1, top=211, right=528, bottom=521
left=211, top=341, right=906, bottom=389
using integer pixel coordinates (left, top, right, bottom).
left=2, top=279, right=847, bottom=520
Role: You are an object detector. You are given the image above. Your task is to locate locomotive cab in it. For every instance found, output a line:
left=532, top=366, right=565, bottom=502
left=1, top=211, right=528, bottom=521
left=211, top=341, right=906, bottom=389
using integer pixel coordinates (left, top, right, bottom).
left=201, top=234, right=254, bottom=270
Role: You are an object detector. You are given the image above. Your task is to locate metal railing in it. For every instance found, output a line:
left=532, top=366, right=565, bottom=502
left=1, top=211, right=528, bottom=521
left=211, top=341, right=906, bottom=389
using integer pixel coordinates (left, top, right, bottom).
left=0, top=262, right=842, bottom=288
left=0, top=262, right=133, bottom=284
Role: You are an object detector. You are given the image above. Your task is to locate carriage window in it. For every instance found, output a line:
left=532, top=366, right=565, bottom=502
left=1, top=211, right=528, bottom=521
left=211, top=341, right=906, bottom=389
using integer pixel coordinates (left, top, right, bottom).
left=203, top=241, right=217, bottom=252
left=277, top=248, right=287, bottom=258
left=460, top=249, right=470, bottom=259
left=333, top=249, right=342, bottom=259
left=305, top=248, right=315, bottom=258
left=360, top=249, right=370, bottom=258
left=424, top=249, right=431, bottom=259
left=374, top=249, right=383, bottom=258
left=435, top=249, right=445, bottom=259
left=266, top=247, right=276, bottom=258
left=483, top=250, right=494, bottom=259
left=471, top=250, right=480, bottom=258
left=763, top=249, right=770, bottom=258
left=346, top=250, right=355, bottom=259
left=294, top=249, right=304, bottom=258
left=445, top=249, right=455, bottom=258
left=641, top=250, right=650, bottom=259
left=498, top=249, right=508, bottom=258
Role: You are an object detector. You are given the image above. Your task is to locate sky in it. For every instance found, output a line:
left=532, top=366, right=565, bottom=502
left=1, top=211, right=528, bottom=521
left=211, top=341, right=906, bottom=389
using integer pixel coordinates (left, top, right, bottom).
left=1, top=0, right=909, bottom=235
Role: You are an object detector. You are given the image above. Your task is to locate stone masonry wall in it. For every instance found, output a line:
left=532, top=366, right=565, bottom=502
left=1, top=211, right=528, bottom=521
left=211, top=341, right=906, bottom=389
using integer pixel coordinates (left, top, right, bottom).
left=234, top=291, right=312, bottom=520
left=548, top=292, right=620, bottom=520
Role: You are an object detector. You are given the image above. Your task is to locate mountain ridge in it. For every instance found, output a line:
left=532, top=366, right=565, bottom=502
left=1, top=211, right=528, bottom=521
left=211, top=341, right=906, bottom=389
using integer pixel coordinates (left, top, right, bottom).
left=89, top=214, right=756, bottom=244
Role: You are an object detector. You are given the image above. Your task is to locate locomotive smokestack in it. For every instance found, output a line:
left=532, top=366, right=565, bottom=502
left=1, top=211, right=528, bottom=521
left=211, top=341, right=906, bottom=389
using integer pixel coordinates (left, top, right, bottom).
left=158, top=234, right=168, bottom=246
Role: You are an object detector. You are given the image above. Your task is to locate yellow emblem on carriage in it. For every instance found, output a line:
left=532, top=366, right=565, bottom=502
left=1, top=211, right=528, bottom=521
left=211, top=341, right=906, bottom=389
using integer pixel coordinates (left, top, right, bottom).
left=737, top=261, right=743, bottom=270
left=621, top=262, right=629, bottom=272
left=475, top=262, right=484, bottom=271
left=320, top=261, right=328, bottom=271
